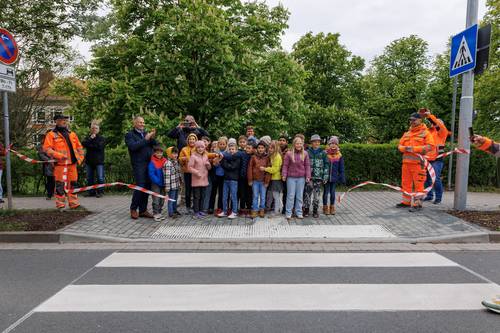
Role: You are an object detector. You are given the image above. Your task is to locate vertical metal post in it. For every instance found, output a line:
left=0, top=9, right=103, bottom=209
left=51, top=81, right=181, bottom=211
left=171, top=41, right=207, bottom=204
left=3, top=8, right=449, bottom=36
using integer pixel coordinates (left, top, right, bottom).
left=2, top=91, right=13, bottom=209
left=447, top=76, right=458, bottom=190
left=454, top=0, right=478, bottom=210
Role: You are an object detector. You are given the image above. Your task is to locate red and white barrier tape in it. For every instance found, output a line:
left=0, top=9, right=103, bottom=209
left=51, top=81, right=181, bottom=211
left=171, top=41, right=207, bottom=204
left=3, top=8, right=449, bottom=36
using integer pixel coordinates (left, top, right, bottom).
left=6, top=147, right=57, bottom=164
left=8, top=147, right=175, bottom=201
left=67, top=182, right=176, bottom=201
left=337, top=148, right=469, bottom=204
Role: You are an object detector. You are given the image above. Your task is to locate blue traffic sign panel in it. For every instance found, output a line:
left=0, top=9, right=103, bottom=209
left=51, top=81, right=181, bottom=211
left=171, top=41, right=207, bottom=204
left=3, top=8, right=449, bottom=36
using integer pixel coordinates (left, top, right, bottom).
left=449, top=24, right=478, bottom=77
left=0, top=28, right=19, bottom=65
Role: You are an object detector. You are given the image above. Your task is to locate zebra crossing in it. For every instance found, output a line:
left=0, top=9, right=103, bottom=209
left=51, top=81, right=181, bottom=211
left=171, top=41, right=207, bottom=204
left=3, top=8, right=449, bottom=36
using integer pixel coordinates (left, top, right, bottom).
left=34, top=252, right=499, bottom=313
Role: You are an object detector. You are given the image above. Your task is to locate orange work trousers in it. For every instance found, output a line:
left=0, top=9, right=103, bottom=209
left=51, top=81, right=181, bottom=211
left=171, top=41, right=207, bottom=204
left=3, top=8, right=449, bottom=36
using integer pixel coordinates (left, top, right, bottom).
left=401, top=163, right=426, bottom=206
left=54, top=164, right=79, bottom=209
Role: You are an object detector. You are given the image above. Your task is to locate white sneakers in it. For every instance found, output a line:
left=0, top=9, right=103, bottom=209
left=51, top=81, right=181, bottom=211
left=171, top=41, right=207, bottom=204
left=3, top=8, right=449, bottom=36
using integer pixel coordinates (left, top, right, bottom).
left=217, top=212, right=237, bottom=219
left=153, top=214, right=165, bottom=222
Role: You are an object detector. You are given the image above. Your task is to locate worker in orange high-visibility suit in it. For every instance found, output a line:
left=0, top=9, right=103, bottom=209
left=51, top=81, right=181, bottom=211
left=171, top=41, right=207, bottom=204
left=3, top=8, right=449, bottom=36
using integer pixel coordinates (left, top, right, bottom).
left=43, top=114, right=84, bottom=210
left=397, top=112, right=436, bottom=212
left=418, top=108, right=449, bottom=204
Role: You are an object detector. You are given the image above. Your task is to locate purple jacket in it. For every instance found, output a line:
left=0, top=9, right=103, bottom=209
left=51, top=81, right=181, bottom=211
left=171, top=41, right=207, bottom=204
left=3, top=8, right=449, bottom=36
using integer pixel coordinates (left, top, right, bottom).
left=282, top=150, right=311, bottom=179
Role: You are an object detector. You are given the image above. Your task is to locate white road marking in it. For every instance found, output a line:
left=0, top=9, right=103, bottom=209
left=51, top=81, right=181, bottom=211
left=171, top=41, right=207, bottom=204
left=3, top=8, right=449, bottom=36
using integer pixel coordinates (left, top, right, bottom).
left=96, top=252, right=459, bottom=268
left=35, top=283, right=499, bottom=312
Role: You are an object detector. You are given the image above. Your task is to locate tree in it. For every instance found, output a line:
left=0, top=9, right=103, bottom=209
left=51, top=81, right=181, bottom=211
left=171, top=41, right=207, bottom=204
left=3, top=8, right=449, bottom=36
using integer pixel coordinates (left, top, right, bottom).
left=303, top=104, right=370, bottom=143
left=57, top=0, right=308, bottom=146
left=0, top=0, right=101, bottom=146
left=363, top=35, right=430, bottom=142
left=291, top=32, right=365, bottom=109
left=474, top=0, right=500, bottom=139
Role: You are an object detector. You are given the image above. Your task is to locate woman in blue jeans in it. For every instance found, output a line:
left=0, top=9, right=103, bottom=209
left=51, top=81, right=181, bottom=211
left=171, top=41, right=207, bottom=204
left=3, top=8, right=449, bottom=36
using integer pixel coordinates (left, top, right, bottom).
left=282, top=137, right=311, bottom=220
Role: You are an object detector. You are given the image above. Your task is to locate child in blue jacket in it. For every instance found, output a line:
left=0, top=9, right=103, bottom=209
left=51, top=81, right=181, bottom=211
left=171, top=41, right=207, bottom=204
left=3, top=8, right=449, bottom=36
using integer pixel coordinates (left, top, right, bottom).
left=323, top=136, right=345, bottom=215
left=148, top=145, right=167, bottom=221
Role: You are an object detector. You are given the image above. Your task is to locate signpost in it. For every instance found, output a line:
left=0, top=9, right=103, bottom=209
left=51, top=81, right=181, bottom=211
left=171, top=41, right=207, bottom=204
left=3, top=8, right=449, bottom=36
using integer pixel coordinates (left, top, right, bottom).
left=0, top=28, right=18, bottom=209
left=451, top=0, right=478, bottom=211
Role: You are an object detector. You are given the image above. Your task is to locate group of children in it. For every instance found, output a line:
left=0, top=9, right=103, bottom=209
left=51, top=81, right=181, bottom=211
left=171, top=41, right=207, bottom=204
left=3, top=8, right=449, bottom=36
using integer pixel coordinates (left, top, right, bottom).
left=148, top=128, right=345, bottom=222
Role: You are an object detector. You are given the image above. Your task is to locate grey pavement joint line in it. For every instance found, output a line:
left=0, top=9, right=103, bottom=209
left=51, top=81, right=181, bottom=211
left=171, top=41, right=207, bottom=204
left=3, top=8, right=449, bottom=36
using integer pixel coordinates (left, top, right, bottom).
left=1, top=250, right=118, bottom=333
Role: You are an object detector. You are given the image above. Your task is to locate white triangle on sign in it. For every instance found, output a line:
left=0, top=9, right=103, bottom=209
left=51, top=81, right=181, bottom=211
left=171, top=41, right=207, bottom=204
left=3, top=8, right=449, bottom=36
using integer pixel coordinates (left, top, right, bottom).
left=452, top=36, right=473, bottom=70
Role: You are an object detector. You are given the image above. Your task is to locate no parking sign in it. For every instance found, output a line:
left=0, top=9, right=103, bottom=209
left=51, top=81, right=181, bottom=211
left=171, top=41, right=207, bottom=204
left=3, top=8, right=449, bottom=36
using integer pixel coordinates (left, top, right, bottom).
left=0, top=28, right=19, bottom=65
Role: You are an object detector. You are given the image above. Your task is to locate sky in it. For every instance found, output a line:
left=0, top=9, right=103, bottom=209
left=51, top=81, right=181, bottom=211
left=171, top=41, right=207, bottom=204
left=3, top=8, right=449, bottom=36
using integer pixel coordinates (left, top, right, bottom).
left=71, top=0, right=488, bottom=65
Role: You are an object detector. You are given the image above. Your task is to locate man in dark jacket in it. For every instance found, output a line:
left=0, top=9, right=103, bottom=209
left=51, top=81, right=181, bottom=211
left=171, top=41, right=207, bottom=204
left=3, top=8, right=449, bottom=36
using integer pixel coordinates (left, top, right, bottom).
left=37, top=131, right=55, bottom=200
left=125, top=116, right=157, bottom=219
left=82, top=122, right=106, bottom=197
left=167, top=115, right=209, bottom=152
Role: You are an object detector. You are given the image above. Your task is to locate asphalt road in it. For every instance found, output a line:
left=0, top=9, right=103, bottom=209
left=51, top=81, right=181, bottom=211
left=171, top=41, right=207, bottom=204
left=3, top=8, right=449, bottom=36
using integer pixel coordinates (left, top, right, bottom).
left=1, top=250, right=499, bottom=333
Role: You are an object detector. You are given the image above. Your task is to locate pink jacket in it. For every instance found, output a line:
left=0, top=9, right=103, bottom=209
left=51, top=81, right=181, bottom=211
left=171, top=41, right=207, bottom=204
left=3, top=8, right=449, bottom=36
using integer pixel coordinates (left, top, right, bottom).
left=187, top=152, right=211, bottom=187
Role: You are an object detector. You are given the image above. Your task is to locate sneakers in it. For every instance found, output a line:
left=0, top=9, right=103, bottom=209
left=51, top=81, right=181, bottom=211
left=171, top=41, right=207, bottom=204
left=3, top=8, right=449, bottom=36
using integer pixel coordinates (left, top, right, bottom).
left=259, top=209, right=265, bottom=218
left=153, top=214, right=162, bottom=222
left=395, top=203, right=409, bottom=208
left=313, top=211, right=319, bottom=218
left=303, top=207, right=309, bottom=217
left=482, top=295, right=500, bottom=314
left=228, top=212, right=237, bottom=219
left=297, top=215, right=304, bottom=219
left=433, top=199, right=442, bottom=205
left=423, top=196, right=433, bottom=202
left=217, top=211, right=227, bottom=218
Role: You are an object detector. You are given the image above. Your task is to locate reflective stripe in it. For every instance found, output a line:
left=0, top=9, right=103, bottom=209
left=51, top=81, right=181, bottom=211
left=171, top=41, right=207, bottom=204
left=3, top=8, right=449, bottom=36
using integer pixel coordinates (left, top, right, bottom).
left=403, top=155, right=421, bottom=161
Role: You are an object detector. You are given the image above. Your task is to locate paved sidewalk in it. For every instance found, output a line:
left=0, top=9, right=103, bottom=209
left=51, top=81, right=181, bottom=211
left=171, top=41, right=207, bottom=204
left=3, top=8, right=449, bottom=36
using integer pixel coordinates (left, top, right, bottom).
left=5, top=191, right=499, bottom=241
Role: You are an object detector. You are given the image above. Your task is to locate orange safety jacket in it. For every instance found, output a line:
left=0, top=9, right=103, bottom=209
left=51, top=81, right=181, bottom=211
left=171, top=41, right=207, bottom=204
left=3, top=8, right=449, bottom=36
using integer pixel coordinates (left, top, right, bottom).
left=477, top=137, right=500, bottom=158
left=426, top=114, right=448, bottom=161
left=398, top=124, right=436, bottom=164
left=43, top=129, right=84, bottom=166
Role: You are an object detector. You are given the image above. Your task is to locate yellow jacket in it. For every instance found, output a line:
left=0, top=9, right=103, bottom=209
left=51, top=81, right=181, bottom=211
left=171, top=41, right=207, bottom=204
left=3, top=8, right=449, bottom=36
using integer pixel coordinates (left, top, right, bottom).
left=264, top=153, right=282, bottom=181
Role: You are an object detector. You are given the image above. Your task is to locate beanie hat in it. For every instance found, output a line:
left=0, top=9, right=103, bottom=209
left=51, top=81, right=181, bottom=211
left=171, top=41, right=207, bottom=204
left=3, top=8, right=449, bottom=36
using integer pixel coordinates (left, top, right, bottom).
left=328, top=136, right=339, bottom=145
left=228, top=138, right=237, bottom=146
left=259, top=135, right=272, bottom=146
left=310, top=134, right=321, bottom=142
left=194, top=140, right=205, bottom=149
left=247, top=136, right=258, bottom=147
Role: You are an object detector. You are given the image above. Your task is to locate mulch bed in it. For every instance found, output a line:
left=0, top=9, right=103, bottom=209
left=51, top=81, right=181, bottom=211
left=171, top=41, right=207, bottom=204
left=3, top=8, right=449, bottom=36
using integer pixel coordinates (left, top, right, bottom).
left=0, top=210, right=91, bottom=232
left=448, top=210, right=500, bottom=231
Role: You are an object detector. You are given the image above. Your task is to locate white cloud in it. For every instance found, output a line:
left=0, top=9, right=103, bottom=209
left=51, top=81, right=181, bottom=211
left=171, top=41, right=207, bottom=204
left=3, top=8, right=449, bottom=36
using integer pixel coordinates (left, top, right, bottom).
left=267, top=0, right=487, bottom=63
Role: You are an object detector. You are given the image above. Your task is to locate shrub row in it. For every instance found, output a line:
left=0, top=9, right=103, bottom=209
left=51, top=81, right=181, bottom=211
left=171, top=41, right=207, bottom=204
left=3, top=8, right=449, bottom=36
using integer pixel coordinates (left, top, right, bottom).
left=6, top=144, right=499, bottom=195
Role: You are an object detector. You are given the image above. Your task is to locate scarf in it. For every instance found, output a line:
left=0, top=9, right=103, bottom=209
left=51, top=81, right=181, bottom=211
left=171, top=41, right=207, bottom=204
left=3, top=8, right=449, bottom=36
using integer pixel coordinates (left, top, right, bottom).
left=326, top=148, right=342, bottom=161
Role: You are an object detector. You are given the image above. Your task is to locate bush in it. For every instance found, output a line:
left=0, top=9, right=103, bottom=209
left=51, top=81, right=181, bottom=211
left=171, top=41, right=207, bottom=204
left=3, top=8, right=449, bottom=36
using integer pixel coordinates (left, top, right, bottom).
left=5, top=144, right=498, bottom=195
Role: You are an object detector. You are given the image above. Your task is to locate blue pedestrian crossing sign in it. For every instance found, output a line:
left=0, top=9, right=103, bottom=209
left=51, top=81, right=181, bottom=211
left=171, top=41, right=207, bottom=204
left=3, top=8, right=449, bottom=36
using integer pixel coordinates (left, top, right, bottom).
left=449, top=24, right=478, bottom=77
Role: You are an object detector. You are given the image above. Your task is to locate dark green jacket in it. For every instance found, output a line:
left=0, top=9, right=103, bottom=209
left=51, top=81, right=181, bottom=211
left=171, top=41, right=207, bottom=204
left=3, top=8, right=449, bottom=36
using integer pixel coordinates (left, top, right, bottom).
left=306, top=147, right=329, bottom=181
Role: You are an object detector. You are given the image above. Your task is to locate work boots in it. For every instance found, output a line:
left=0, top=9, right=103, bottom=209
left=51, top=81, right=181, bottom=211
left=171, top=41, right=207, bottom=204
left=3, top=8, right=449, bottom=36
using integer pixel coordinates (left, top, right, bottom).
left=323, top=205, right=330, bottom=215
left=259, top=209, right=265, bottom=218
left=329, top=205, right=336, bottom=215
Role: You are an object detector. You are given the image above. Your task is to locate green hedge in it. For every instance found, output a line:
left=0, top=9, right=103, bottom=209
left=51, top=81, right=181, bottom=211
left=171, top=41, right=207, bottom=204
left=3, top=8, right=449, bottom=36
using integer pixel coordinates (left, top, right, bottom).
left=5, top=144, right=499, bottom=195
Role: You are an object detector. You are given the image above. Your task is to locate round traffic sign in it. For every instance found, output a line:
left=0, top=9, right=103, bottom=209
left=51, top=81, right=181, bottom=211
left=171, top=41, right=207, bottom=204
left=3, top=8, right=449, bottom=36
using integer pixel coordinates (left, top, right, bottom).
left=0, top=28, right=19, bottom=65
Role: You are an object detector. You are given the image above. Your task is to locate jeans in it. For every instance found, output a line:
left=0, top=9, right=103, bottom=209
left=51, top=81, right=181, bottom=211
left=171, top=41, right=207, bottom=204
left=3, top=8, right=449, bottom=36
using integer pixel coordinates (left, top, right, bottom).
left=252, top=181, right=266, bottom=212
left=168, top=189, right=179, bottom=216
left=86, top=164, right=105, bottom=195
left=151, top=183, right=165, bottom=214
left=425, top=159, right=444, bottom=201
left=223, top=180, right=238, bottom=214
left=0, top=169, right=3, bottom=199
left=323, top=182, right=337, bottom=205
left=286, top=177, right=305, bottom=217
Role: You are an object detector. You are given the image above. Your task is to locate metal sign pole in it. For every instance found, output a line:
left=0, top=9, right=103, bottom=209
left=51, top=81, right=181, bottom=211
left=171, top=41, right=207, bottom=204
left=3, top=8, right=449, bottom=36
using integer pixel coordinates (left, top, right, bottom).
left=447, top=76, right=458, bottom=190
left=454, top=0, right=478, bottom=210
left=2, top=91, right=13, bottom=209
